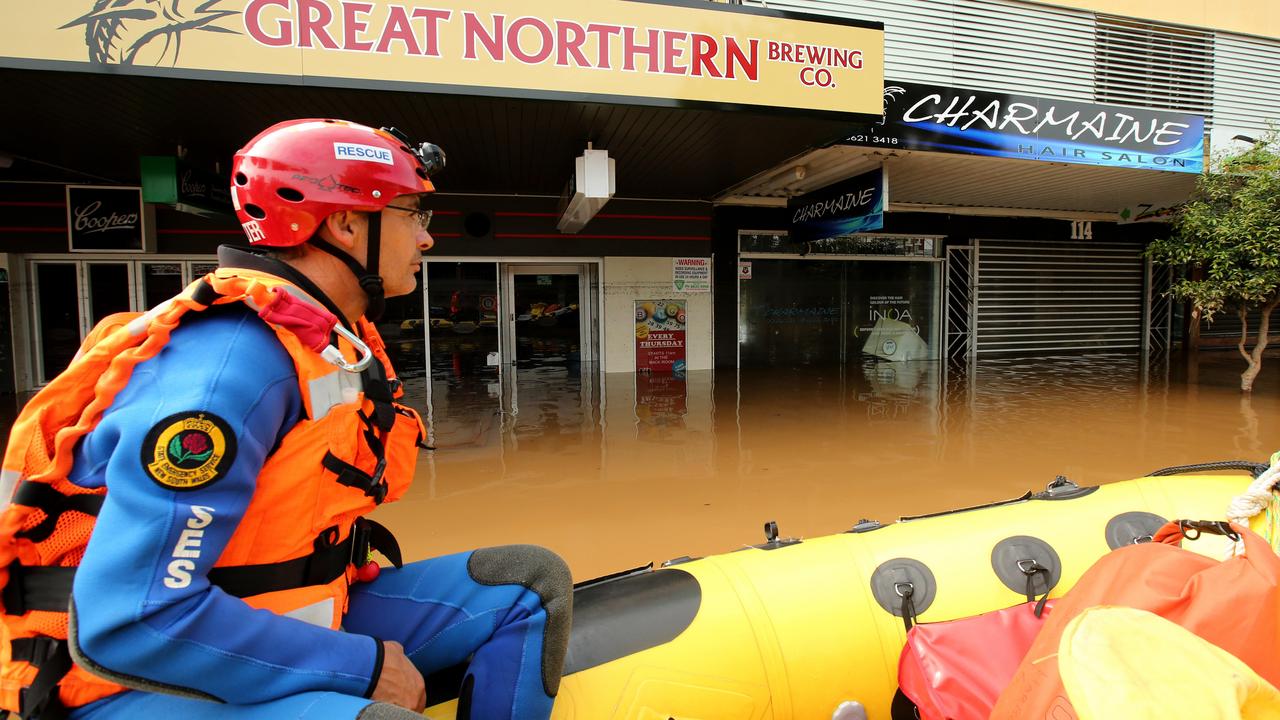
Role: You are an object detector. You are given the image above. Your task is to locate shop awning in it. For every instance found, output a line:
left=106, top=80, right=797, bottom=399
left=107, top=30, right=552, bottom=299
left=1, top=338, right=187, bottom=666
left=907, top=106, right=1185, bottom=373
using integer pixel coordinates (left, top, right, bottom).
left=0, top=67, right=861, bottom=201
left=713, top=145, right=1197, bottom=221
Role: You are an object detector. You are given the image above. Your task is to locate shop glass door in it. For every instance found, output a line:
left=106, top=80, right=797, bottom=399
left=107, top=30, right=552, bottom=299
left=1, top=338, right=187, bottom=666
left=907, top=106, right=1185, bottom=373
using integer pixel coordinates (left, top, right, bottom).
left=425, top=262, right=500, bottom=382
left=501, top=265, right=585, bottom=369
left=33, top=263, right=81, bottom=384
left=85, top=262, right=132, bottom=326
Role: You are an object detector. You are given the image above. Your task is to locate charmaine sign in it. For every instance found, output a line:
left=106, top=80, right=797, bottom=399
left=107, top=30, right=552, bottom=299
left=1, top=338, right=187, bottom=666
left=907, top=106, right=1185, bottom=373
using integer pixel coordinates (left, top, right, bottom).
left=1, top=1, right=883, bottom=117
left=842, top=81, right=1204, bottom=173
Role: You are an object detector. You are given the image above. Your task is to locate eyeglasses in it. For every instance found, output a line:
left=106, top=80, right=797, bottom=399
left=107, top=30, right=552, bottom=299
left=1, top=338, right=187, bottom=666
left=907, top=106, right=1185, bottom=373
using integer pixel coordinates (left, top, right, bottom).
left=385, top=204, right=433, bottom=231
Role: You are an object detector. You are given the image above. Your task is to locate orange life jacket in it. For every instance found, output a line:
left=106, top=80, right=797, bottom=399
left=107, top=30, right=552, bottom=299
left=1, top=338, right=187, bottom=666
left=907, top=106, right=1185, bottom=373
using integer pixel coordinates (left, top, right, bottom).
left=0, top=268, right=424, bottom=717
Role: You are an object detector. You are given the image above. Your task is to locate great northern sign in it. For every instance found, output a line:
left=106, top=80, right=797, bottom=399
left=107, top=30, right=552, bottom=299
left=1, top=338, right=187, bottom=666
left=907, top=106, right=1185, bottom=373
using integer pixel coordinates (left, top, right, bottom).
left=0, top=1, right=884, bottom=118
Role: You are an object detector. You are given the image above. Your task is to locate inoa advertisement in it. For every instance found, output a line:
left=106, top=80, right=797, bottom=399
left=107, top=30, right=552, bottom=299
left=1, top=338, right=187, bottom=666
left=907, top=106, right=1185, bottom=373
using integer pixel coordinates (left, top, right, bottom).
left=790, top=167, right=885, bottom=242
left=841, top=82, right=1205, bottom=173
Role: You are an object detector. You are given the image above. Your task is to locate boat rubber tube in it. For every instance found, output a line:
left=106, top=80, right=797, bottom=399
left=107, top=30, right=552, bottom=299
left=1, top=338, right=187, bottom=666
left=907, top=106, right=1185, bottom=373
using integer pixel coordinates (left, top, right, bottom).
left=424, top=472, right=1251, bottom=720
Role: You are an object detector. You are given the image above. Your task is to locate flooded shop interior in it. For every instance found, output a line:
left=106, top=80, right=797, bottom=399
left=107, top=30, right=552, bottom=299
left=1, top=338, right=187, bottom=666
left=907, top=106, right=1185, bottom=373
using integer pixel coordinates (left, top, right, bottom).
left=0, top=71, right=863, bottom=399
left=0, top=3, right=1217, bottom=417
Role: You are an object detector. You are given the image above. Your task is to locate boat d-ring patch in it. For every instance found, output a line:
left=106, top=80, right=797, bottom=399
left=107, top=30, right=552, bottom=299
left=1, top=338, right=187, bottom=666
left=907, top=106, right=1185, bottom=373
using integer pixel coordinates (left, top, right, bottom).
left=991, top=536, right=1061, bottom=597
left=870, top=558, right=936, bottom=617
left=1105, top=511, right=1167, bottom=549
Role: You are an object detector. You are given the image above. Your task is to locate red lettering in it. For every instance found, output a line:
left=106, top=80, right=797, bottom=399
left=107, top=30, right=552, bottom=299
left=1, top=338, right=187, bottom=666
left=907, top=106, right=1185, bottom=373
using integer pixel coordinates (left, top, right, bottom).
left=767, top=40, right=780, bottom=61
left=375, top=5, right=420, bottom=55
left=412, top=8, right=451, bottom=57
left=623, top=27, right=659, bottom=72
left=832, top=47, right=848, bottom=67
left=850, top=50, right=863, bottom=69
left=556, top=21, right=590, bottom=67
left=464, top=11, right=504, bottom=61
left=662, top=31, right=689, bottom=75
left=800, top=67, right=834, bottom=87
left=690, top=33, right=722, bottom=78
left=780, top=43, right=792, bottom=63
left=508, top=17, right=553, bottom=64
left=586, top=23, right=622, bottom=69
left=296, top=0, right=338, bottom=50
left=341, top=2, right=373, bottom=52
left=245, top=0, right=292, bottom=47
left=725, top=38, right=758, bottom=81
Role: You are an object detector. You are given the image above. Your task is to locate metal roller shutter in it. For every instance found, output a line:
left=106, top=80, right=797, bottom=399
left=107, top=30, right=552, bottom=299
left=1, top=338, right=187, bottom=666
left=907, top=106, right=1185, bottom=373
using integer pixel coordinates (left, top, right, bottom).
left=974, top=238, right=1145, bottom=355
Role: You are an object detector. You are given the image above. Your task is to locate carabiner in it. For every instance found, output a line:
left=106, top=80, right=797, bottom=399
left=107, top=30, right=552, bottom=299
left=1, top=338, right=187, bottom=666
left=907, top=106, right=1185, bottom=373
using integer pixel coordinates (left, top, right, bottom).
left=321, top=324, right=375, bottom=373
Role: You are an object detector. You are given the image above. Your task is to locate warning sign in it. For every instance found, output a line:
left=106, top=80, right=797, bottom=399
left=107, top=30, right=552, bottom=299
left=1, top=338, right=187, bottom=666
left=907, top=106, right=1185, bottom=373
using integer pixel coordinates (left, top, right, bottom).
left=673, top=257, right=711, bottom=293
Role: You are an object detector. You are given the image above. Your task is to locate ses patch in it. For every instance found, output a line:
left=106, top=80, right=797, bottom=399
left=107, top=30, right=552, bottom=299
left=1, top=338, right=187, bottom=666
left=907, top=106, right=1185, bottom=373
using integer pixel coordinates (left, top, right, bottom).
left=141, top=411, right=237, bottom=491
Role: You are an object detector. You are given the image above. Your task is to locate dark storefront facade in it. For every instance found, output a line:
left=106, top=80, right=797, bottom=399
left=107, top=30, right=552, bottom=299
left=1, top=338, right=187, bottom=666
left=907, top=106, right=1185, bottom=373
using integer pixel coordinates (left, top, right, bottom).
left=0, top=0, right=887, bottom=392
left=0, top=1, right=1214, bottom=397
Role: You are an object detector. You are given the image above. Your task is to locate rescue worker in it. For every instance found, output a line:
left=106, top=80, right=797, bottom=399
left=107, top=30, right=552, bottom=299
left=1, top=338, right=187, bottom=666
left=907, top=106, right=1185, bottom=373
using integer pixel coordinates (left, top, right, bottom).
left=0, top=119, right=573, bottom=719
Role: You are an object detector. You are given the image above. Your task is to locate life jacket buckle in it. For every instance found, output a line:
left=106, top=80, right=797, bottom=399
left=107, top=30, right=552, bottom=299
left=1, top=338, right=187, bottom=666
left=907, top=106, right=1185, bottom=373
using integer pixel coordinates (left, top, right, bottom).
left=321, top=324, right=376, bottom=374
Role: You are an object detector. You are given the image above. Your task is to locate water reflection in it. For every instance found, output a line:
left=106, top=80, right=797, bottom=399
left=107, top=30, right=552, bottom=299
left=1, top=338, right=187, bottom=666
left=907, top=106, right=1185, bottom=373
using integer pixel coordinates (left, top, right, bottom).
left=366, top=352, right=1280, bottom=580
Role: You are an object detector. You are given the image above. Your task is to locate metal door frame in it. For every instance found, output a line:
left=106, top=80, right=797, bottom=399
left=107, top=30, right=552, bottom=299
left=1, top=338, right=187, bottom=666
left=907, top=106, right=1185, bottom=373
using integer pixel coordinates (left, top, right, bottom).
left=20, top=254, right=218, bottom=389
left=499, top=262, right=597, bottom=367
left=944, top=244, right=975, bottom=360
left=82, top=259, right=135, bottom=329
left=28, top=260, right=82, bottom=386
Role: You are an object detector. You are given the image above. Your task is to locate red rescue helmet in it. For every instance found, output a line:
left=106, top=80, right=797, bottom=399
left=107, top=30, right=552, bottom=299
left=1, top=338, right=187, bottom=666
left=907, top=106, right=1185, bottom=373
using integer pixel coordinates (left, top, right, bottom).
left=230, top=118, right=444, bottom=247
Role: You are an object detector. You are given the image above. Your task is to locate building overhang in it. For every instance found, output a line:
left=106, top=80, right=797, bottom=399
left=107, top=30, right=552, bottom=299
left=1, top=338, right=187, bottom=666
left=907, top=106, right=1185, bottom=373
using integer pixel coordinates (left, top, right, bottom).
left=714, top=145, right=1197, bottom=222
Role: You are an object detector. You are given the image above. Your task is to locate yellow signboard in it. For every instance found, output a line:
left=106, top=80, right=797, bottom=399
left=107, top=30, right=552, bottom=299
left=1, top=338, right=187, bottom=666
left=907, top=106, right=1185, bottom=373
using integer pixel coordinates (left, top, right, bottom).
left=0, top=1, right=883, bottom=117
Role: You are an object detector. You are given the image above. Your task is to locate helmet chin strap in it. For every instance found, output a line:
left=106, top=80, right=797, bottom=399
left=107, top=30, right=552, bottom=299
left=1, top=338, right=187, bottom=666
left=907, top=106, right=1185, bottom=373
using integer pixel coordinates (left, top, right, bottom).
left=313, top=212, right=386, bottom=322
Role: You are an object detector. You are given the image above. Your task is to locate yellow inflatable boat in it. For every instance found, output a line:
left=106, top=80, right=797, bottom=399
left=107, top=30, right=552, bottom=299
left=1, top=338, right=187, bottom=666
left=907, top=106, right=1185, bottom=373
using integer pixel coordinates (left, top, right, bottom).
left=425, top=464, right=1265, bottom=720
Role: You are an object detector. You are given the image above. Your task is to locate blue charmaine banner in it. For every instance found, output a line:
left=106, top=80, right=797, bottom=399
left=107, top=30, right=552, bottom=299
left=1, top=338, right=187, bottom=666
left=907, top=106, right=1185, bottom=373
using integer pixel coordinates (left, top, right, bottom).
left=840, top=81, right=1204, bottom=173
left=790, top=167, right=885, bottom=242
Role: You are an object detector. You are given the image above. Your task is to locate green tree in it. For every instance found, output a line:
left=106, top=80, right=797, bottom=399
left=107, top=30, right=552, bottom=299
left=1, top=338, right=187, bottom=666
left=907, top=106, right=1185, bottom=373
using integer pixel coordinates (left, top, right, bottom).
left=1147, top=132, right=1280, bottom=392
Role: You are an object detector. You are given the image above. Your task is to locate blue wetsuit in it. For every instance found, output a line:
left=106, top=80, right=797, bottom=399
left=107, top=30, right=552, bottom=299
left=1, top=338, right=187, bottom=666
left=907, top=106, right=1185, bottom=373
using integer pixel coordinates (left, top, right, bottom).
left=65, top=300, right=568, bottom=719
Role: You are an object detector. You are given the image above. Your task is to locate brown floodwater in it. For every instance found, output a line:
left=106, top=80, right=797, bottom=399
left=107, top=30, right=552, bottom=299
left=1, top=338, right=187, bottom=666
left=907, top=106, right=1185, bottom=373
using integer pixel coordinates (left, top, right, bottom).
left=374, top=351, right=1280, bottom=581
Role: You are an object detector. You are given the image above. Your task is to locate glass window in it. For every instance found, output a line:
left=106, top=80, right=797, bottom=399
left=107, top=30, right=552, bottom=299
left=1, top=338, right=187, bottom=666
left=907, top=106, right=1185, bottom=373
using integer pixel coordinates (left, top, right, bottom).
left=190, top=262, right=218, bottom=279
left=86, top=263, right=131, bottom=326
left=739, top=259, right=939, bottom=367
left=35, top=264, right=81, bottom=382
left=741, top=232, right=939, bottom=257
left=142, top=263, right=184, bottom=309
left=426, top=262, right=499, bottom=381
left=512, top=273, right=580, bottom=368
left=379, top=268, right=427, bottom=384
left=739, top=260, right=844, bottom=367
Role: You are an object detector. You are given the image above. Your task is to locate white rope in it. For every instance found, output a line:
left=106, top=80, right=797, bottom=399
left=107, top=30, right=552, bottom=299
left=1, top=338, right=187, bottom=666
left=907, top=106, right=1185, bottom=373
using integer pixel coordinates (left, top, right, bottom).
left=1227, top=464, right=1280, bottom=527
left=1225, top=452, right=1280, bottom=556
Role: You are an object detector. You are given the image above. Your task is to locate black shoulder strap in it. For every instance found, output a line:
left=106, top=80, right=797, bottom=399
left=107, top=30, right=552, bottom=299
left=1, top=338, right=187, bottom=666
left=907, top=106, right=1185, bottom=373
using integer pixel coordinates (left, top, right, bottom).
left=12, top=483, right=104, bottom=545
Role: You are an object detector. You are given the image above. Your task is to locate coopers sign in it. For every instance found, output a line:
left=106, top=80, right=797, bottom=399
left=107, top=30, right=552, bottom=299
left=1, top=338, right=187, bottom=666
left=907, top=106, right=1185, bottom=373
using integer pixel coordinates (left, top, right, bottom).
left=0, top=1, right=884, bottom=118
left=66, top=186, right=151, bottom=252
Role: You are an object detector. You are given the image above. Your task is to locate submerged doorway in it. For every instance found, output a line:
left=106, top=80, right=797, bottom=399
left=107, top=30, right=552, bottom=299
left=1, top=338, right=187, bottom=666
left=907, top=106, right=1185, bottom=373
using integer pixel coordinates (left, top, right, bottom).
left=423, top=260, right=600, bottom=381
left=501, top=264, right=595, bottom=370
left=421, top=260, right=601, bottom=450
